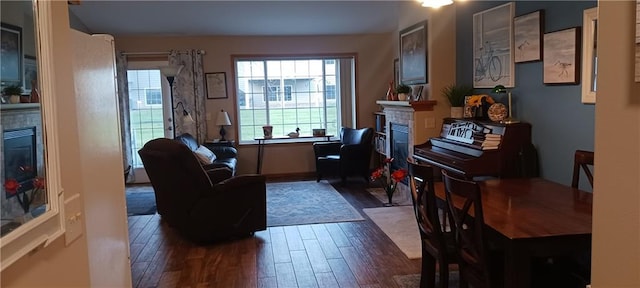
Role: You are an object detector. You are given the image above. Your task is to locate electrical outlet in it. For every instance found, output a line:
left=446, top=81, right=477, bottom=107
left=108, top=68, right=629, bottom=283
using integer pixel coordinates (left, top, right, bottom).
left=64, top=193, right=84, bottom=246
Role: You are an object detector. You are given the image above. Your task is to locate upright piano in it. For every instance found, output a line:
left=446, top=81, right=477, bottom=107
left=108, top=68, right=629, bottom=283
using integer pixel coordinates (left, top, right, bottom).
left=413, top=118, right=538, bottom=178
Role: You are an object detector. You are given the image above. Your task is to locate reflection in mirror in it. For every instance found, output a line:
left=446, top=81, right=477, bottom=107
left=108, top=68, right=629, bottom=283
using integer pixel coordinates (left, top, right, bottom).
left=581, top=7, right=597, bottom=104
left=0, top=0, right=47, bottom=236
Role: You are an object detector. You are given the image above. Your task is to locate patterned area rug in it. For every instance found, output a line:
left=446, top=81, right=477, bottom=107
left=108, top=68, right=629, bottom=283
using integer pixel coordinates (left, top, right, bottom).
left=267, top=180, right=365, bottom=227
left=393, top=271, right=460, bottom=288
left=362, top=206, right=421, bottom=259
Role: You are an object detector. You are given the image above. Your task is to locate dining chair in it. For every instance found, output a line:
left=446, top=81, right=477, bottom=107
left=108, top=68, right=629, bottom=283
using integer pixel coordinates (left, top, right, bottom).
left=571, top=150, right=594, bottom=189
left=441, top=169, right=492, bottom=288
left=407, top=158, right=457, bottom=288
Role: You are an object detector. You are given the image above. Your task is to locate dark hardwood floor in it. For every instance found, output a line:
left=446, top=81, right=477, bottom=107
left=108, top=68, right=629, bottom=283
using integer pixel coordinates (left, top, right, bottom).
left=127, top=178, right=423, bottom=288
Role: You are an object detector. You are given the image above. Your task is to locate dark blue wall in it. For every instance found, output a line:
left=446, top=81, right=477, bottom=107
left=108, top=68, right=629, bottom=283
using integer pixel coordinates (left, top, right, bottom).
left=456, top=1, right=597, bottom=189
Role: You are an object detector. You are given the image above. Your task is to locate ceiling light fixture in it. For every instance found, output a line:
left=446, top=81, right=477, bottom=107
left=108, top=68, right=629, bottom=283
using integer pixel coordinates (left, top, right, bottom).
left=419, top=0, right=454, bottom=8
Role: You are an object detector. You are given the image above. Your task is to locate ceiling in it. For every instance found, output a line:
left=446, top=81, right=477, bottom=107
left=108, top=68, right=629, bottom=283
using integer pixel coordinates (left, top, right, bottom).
left=68, top=1, right=408, bottom=37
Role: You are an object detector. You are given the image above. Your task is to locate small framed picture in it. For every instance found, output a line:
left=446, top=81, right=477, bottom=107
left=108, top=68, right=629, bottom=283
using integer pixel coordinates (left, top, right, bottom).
left=23, top=55, right=37, bottom=93
left=514, top=10, right=544, bottom=63
left=543, top=27, right=581, bottom=85
left=205, top=72, right=227, bottom=99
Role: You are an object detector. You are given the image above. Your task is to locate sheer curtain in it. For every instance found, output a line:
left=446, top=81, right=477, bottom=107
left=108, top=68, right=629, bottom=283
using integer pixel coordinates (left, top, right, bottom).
left=168, top=50, right=207, bottom=142
left=115, top=52, right=133, bottom=182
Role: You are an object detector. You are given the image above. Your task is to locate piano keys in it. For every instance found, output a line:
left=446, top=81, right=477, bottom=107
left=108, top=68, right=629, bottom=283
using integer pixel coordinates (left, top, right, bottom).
left=413, top=118, right=538, bottom=178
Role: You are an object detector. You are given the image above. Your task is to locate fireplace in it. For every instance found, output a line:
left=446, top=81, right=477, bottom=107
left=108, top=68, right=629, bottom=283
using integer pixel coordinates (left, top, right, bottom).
left=390, top=123, right=409, bottom=183
left=3, top=127, right=37, bottom=197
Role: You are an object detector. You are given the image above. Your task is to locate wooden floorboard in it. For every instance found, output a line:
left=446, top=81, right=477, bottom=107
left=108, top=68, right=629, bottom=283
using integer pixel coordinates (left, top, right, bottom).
left=127, top=178, right=422, bottom=287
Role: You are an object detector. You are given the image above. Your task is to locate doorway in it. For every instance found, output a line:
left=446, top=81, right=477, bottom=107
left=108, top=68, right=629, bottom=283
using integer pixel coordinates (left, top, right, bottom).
left=127, top=61, right=172, bottom=183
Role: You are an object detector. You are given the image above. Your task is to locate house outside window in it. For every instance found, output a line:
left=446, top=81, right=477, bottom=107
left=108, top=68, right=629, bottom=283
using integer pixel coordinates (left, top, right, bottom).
left=235, top=57, right=348, bottom=143
left=145, top=88, right=162, bottom=105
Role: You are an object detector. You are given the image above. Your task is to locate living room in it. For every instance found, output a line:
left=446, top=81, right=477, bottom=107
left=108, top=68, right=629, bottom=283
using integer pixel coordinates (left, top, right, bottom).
left=1, top=1, right=638, bottom=287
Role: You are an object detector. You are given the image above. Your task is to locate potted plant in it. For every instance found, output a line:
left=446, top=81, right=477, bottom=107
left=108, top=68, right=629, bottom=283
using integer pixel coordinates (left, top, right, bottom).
left=442, top=84, right=474, bottom=118
left=395, top=83, right=412, bottom=101
left=2, top=85, right=24, bottom=104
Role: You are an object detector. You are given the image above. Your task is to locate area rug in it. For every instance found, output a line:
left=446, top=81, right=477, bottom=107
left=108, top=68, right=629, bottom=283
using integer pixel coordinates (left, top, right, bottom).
left=125, top=191, right=157, bottom=216
left=362, top=206, right=421, bottom=259
left=366, top=187, right=413, bottom=206
left=393, top=271, right=459, bottom=288
left=267, top=180, right=365, bottom=227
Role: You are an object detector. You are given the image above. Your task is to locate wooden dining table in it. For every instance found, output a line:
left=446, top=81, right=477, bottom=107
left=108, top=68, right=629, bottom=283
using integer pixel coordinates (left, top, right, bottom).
left=434, top=177, right=593, bottom=288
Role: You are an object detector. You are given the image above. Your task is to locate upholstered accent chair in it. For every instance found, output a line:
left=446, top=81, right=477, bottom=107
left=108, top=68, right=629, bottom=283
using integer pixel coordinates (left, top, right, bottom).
left=138, top=138, right=266, bottom=243
left=313, top=127, right=374, bottom=184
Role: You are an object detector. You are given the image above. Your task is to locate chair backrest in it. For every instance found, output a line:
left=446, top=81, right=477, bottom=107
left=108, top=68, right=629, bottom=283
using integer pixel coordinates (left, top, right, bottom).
left=441, top=169, right=491, bottom=288
left=340, top=127, right=374, bottom=145
left=572, top=150, right=594, bottom=189
left=407, top=158, right=448, bottom=258
left=138, top=138, right=213, bottom=225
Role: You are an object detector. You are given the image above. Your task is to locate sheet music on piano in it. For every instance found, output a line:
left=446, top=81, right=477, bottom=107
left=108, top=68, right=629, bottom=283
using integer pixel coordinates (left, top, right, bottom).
left=414, top=118, right=538, bottom=178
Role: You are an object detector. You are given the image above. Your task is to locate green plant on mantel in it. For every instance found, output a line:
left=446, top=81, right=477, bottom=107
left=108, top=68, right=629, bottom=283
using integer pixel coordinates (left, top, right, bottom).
left=2, top=85, right=23, bottom=96
left=442, top=84, right=474, bottom=107
left=396, top=83, right=412, bottom=94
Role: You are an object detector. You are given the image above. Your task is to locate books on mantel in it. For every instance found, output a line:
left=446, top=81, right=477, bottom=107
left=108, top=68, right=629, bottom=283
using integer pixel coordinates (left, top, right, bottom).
left=482, top=133, right=502, bottom=150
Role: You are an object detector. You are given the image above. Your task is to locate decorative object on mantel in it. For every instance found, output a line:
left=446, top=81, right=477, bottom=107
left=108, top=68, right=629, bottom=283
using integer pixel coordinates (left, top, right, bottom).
left=386, top=81, right=396, bottom=100
left=492, top=85, right=519, bottom=123
left=396, top=83, right=412, bottom=101
left=412, top=85, right=424, bottom=102
left=29, top=80, right=40, bottom=103
left=442, top=84, right=474, bottom=118
left=2, top=85, right=23, bottom=104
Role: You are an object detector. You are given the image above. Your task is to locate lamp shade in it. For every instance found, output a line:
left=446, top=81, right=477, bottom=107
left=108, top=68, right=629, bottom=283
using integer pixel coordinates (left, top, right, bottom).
left=216, top=110, right=232, bottom=126
left=159, top=65, right=184, bottom=77
left=420, top=0, right=453, bottom=8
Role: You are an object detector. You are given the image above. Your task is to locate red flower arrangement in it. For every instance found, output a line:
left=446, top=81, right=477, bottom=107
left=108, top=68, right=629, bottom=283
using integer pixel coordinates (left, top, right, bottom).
left=4, top=177, right=46, bottom=213
left=370, top=158, right=408, bottom=206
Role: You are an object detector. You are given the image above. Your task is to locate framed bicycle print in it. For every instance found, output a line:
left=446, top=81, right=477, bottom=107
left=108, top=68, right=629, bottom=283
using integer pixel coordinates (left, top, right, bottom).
left=473, top=2, right=515, bottom=88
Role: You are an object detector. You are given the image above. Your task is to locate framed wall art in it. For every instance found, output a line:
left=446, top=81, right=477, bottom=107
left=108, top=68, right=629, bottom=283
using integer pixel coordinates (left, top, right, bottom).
left=205, top=72, right=227, bottom=99
left=399, top=20, right=428, bottom=85
left=543, top=27, right=581, bottom=85
left=0, top=22, right=23, bottom=85
left=23, top=55, right=37, bottom=93
left=473, top=2, right=515, bottom=88
left=514, top=10, right=544, bottom=63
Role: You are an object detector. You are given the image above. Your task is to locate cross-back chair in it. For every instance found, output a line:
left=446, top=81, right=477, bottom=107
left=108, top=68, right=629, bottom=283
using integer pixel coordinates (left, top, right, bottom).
left=571, top=150, right=594, bottom=189
left=407, top=158, right=457, bottom=288
left=441, top=169, right=492, bottom=288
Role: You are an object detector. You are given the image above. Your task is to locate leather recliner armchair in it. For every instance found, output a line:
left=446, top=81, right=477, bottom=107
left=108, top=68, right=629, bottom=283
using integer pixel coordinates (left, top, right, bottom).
left=313, top=127, right=374, bottom=184
left=138, top=138, right=266, bottom=243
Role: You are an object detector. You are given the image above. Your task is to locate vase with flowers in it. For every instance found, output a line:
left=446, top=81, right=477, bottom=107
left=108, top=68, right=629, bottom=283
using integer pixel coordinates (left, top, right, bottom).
left=370, top=157, right=408, bottom=206
left=4, top=177, right=46, bottom=214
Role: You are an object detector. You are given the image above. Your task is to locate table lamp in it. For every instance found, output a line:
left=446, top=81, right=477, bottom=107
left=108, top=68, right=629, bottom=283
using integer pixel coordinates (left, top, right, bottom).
left=216, top=109, right=232, bottom=141
left=492, top=85, right=519, bottom=124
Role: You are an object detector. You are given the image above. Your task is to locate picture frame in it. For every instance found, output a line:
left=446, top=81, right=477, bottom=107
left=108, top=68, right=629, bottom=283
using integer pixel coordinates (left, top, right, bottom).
left=399, top=20, right=428, bottom=85
left=473, top=2, right=514, bottom=88
left=393, top=58, right=399, bottom=87
left=23, top=55, right=37, bottom=93
left=205, top=72, right=227, bottom=99
left=514, top=10, right=544, bottom=63
left=1, top=22, right=23, bottom=85
left=543, top=27, right=581, bottom=85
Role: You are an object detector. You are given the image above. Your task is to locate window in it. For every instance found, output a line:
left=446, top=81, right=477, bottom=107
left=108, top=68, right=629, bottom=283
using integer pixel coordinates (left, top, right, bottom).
left=235, top=57, right=353, bottom=143
left=145, top=88, right=162, bottom=105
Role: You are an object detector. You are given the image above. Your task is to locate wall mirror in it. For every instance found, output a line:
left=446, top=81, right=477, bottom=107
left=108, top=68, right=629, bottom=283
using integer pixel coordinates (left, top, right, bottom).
left=1, top=0, right=65, bottom=271
left=581, top=7, right=597, bottom=104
